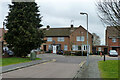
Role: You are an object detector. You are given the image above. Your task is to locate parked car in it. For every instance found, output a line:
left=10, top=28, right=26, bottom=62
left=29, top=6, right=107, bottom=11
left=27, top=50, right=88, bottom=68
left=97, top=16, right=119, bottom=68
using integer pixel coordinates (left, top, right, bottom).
left=57, top=50, right=64, bottom=55
left=7, top=50, right=14, bottom=55
left=109, top=50, right=118, bottom=56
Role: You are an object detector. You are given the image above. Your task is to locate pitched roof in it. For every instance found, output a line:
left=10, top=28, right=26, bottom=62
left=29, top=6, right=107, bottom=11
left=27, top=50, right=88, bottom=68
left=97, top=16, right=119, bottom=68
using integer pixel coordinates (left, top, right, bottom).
left=42, top=27, right=77, bottom=37
left=107, top=26, right=120, bottom=37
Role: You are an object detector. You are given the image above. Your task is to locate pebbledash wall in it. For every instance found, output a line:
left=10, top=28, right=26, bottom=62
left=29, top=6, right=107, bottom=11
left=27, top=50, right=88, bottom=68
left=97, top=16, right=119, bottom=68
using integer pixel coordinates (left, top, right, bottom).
left=41, top=25, right=93, bottom=53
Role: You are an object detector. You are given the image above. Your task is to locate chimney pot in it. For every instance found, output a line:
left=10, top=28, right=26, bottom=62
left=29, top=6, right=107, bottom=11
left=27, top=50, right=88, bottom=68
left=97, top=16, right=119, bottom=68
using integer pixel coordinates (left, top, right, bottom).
left=71, top=24, right=73, bottom=28
left=47, top=25, right=50, bottom=29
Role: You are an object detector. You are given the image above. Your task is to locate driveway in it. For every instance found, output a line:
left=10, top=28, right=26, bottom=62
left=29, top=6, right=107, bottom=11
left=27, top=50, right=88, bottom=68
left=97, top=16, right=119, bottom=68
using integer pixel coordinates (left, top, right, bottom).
left=3, top=53, right=86, bottom=78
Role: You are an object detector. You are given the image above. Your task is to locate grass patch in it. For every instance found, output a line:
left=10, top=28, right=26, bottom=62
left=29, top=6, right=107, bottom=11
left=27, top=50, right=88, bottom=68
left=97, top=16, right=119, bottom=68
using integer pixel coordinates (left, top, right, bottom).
left=0, top=57, right=41, bottom=66
left=98, top=60, right=119, bottom=78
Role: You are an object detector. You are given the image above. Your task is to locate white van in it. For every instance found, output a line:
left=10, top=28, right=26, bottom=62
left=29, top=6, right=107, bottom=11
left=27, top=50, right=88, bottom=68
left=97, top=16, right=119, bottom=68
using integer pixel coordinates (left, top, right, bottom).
left=109, top=50, right=118, bottom=56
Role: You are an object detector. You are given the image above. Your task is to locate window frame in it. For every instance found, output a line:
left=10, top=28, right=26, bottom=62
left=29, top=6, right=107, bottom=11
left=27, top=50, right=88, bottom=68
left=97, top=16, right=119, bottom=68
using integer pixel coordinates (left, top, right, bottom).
left=64, top=45, right=68, bottom=51
left=47, top=37, right=52, bottom=42
left=112, top=38, right=116, bottom=42
left=58, top=37, right=64, bottom=42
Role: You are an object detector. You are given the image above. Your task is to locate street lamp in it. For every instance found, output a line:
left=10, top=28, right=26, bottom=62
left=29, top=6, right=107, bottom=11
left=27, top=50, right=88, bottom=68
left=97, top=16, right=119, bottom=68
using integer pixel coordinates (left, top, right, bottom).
left=80, top=12, right=89, bottom=66
left=81, top=32, right=83, bottom=56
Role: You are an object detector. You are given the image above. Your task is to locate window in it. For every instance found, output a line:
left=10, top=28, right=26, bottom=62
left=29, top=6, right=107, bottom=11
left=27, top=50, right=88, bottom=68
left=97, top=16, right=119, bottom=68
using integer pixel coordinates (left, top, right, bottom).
left=64, top=45, right=68, bottom=51
left=58, top=37, right=64, bottom=42
left=112, top=38, right=116, bottom=42
left=76, top=36, right=84, bottom=41
left=98, top=47, right=101, bottom=51
left=47, top=37, right=52, bottom=42
left=72, top=45, right=78, bottom=51
left=81, top=36, right=84, bottom=41
left=48, top=45, right=52, bottom=50
left=77, top=36, right=80, bottom=41
left=83, top=45, right=90, bottom=52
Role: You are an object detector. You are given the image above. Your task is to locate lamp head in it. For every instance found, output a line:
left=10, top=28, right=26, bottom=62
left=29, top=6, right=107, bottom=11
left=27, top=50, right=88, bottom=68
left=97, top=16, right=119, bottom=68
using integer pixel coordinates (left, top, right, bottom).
left=80, top=12, right=86, bottom=15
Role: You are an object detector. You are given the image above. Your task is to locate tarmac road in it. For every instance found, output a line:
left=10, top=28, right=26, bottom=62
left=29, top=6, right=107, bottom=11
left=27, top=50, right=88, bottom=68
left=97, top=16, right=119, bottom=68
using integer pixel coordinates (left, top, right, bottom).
left=2, top=54, right=86, bottom=78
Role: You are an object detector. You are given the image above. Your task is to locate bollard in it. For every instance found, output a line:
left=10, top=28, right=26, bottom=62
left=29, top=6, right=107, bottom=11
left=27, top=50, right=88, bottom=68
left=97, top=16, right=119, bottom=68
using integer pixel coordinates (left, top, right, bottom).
left=104, top=54, right=105, bottom=61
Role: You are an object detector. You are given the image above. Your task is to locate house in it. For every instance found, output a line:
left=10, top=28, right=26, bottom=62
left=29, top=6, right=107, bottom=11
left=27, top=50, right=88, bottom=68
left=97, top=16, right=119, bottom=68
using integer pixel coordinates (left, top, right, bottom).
left=41, top=25, right=93, bottom=53
left=106, top=26, right=120, bottom=55
left=0, top=28, right=4, bottom=41
left=0, top=28, right=7, bottom=45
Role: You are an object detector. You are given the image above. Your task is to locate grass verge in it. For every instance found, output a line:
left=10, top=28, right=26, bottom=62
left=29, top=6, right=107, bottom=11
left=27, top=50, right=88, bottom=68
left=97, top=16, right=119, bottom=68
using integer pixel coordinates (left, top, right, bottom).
left=98, top=60, right=119, bottom=78
left=0, top=57, right=41, bottom=66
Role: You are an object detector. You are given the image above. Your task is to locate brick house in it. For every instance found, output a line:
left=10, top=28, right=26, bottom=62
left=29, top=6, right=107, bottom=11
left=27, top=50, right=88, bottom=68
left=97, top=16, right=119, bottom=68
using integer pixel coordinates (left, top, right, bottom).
left=0, top=28, right=7, bottom=45
left=0, top=28, right=4, bottom=41
left=41, top=25, right=93, bottom=53
left=106, top=26, right=120, bottom=55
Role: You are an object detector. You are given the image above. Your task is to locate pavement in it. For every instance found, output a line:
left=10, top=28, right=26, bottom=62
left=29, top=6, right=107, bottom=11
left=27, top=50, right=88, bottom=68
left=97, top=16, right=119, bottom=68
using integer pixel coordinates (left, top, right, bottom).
left=75, top=55, right=118, bottom=78
left=1, top=57, right=52, bottom=73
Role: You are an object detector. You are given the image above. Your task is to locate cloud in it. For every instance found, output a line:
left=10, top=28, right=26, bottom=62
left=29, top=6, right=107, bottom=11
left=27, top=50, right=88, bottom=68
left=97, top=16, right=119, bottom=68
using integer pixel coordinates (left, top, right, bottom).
left=0, top=0, right=106, bottom=44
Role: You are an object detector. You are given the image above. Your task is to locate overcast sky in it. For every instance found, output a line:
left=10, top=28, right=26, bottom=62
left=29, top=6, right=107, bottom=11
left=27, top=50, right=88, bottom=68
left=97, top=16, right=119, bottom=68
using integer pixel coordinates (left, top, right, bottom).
left=0, top=0, right=106, bottom=45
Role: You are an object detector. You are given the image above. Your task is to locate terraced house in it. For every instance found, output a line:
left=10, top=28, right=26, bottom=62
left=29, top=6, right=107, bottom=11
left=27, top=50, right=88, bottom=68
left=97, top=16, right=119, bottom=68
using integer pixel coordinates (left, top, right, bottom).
left=41, top=25, right=93, bottom=53
left=106, top=26, right=120, bottom=55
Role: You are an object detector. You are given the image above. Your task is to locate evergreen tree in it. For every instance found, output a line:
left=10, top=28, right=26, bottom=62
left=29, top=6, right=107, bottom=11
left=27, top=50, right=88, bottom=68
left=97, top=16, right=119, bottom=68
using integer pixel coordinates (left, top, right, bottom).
left=4, top=2, right=44, bottom=57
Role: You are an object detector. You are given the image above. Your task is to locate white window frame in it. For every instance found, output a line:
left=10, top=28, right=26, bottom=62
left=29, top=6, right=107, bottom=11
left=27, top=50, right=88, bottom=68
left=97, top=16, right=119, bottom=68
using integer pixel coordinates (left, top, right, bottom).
left=72, top=45, right=78, bottom=51
left=58, top=37, right=64, bottom=42
left=47, top=37, right=52, bottom=42
left=76, top=36, right=84, bottom=41
left=112, top=38, right=116, bottom=42
left=76, top=36, right=80, bottom=41
left=81, top=36, right=84, bottom=41
left=64, top=45, right=68, bottom=51
left=98, top=47, right=101, bottom=51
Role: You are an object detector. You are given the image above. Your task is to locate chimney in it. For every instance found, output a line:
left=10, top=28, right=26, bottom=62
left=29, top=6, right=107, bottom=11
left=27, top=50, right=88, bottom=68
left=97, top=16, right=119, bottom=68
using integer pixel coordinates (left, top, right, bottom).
left=70, top=25, right=74, bottom=32
left=46, top=25, right=50, bottom=30
left=71, top=24, right=73, bottom=29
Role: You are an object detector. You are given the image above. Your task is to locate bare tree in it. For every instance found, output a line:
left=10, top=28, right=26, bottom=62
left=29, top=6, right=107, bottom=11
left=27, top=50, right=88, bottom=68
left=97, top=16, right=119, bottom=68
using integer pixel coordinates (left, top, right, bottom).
left=92, top=33, right=101, bottom=46
left=96, top=0, right=120, bottom=31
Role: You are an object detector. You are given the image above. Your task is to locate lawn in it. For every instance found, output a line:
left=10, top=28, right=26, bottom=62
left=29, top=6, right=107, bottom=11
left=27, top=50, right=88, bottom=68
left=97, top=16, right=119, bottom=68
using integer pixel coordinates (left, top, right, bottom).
left=98, top=60, right=119, bottom=78
left=0, top=57, right=41, bottom=66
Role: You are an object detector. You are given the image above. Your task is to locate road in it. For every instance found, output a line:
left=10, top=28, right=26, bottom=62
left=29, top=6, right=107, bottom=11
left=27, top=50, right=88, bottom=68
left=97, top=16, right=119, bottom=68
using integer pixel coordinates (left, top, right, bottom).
left=2, top=54, right=86, bottom=78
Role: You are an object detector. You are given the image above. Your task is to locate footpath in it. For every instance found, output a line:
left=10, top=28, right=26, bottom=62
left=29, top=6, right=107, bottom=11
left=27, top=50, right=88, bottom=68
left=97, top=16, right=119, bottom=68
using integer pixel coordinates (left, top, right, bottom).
left=1, top=59, right=51, bottom=73
left=75, top=55, right=118, bottom=78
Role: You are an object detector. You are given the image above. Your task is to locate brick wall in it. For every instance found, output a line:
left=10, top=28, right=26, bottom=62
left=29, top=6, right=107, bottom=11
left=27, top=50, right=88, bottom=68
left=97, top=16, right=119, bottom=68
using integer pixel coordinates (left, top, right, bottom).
left=70, top=27, right=93, bottom=53
left=41, top=37, right=70, bottom=51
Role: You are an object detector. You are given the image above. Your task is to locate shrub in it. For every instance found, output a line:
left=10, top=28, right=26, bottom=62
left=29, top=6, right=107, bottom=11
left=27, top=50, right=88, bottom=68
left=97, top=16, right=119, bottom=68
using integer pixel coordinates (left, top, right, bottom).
left=64, top=51, right=71, bottom=55
left=83, top=51, right=87, bottom=56
left=74, top=51, right=82, bottom=56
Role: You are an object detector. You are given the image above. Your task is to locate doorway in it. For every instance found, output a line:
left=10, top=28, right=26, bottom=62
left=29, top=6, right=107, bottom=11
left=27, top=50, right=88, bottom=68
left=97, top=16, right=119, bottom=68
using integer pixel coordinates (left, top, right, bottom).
left=43, top=45, right=46, bottom=51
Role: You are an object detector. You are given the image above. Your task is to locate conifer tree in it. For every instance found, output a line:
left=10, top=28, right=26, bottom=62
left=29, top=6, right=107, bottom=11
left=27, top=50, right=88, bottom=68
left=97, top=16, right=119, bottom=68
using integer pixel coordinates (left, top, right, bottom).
left=5, top=1, right=44, bottom=57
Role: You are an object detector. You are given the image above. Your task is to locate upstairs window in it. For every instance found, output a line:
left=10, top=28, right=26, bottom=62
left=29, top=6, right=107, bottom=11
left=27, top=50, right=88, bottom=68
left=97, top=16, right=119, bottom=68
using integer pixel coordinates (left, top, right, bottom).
left=58, top=37, right=64, bottom=42
left=47, top=37, right=52, bottom=42
left=76, top=36, right=84, bottom=41
left=112, top=38, right=116, bottom=42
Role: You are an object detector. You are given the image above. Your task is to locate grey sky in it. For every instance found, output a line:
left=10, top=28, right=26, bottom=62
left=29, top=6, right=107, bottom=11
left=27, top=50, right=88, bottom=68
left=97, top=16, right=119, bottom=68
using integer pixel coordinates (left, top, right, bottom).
left=0, top=0, right=106, bottom=45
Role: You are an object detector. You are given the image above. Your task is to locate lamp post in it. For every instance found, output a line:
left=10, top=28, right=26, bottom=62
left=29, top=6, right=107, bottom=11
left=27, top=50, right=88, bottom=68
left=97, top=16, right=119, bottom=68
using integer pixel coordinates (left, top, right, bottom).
left=80, top=12, right=89, bottom=66
left=81, top=32, right=83, bottom=56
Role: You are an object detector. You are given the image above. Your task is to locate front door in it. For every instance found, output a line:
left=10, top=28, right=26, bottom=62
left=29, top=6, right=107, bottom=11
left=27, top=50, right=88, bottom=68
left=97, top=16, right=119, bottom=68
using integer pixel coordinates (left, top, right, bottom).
left=53, top=45, right=57, bottom=53
left=43, top=45, right=46, bottom=51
